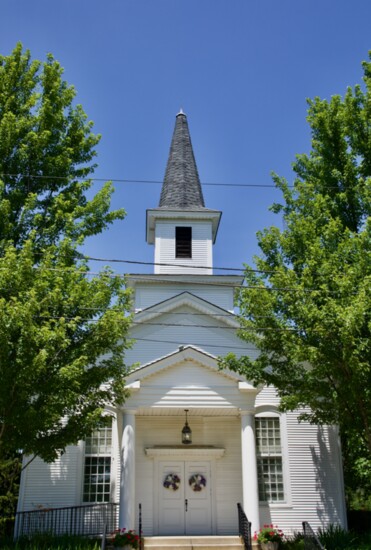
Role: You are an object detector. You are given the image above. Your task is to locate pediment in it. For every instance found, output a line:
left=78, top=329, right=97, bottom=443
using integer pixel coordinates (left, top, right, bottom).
left=133, top=291, right=239, bottom=328
left=124, top=345, right=258, bottom=411
left=126, top=344, right=252, bottom=386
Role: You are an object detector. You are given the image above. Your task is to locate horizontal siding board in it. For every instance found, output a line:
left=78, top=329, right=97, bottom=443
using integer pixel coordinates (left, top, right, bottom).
left=134, top=284, right=234, bottom=312
left=155, top=221, right=213, bottom=274
left=20, top=445, right=82, bottom=510
left=125, top=308, right=259, bottom=368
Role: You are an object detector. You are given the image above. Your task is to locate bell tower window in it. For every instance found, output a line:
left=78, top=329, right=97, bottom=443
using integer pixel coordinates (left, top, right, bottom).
left=176, top=227, right=192, bottom=258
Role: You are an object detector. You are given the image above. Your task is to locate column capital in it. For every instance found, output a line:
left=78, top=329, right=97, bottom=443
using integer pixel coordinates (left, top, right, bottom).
left=123, top=409, right=137, bottom=416
left=240, top=409, right=255, bottom=417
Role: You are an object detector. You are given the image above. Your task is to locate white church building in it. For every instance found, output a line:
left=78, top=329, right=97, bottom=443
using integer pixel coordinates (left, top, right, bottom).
left=17, top=112, right=347, bottom=543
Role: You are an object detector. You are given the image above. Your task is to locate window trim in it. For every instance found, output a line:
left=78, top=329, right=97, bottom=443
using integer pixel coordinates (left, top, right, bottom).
left=82, top=418, right=113, bottom=504
left=255, top=408, right=291, bottom=506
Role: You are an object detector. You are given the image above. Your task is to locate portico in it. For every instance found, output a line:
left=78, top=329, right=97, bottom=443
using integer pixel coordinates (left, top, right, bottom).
left=117, top=346, right=261, bottom=536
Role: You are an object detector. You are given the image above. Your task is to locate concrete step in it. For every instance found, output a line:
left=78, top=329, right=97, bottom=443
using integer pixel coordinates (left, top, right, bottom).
left=143, top=535, right=244, bottom=549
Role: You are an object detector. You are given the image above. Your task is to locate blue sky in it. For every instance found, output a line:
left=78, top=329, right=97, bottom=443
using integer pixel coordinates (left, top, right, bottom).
left=2, top=0, right=371, bottom=275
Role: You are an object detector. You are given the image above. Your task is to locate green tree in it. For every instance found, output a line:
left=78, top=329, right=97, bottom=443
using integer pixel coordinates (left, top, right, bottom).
left=222, top=55, right=371, bottom=481
left=0, top=43, right=132, bottom=465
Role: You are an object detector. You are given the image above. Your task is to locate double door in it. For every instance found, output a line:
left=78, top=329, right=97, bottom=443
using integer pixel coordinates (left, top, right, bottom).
left=158, top=460, right=212, bottom=535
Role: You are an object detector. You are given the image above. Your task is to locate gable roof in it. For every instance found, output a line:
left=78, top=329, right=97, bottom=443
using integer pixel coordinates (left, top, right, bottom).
left=125, top=344, right=250, bottom=384
left=159, top=111, right=205, bottom=209
left=133, top=291, right=240, bottom=328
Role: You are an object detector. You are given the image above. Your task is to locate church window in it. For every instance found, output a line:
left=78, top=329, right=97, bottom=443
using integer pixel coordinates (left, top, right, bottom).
left=255, top=416, right=284, bottom=502
left=83, top=418, right=112, bottom=503
left=176, top=226, right=192, bottom=258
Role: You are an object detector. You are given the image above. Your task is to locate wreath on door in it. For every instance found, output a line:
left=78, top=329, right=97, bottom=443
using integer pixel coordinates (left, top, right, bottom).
left=163, top=473, right=181, bottom=491
left=189, top=474, right=207, bottom=492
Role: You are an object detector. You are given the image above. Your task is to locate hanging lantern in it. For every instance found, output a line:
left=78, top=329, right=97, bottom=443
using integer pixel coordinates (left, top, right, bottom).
left=182, top=409, right=192, bottom=444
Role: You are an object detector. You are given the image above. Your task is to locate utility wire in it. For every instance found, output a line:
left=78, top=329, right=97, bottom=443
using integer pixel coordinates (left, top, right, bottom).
left=0, top=172, right=288, bottom=189
left=131, top=321, right=299, bottom=332
left=132, top=336, right=258, bottom=352
left=83, top=255, right=272, bottom=274
left=32, top=306, right=277, bottom=320
left=36, top=315, right=300, bottom=332
left=2, top=172, right=359, bottom=191
left=0, top=264, right=354, bottom=294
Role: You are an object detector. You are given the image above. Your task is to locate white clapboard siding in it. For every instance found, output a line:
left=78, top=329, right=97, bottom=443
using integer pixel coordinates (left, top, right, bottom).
left=254, top=397, right=346, bottom=534
left=125, top=308, right=259, bottom=369
left=19, top=444, right=82, bottom=511
left=284, top=413, right=345, bottom=531
left=18, top=417, right=122, bottom=513
left=134, top=283, right=235, bottom=312
left=155, top=221, right=213, bottom=274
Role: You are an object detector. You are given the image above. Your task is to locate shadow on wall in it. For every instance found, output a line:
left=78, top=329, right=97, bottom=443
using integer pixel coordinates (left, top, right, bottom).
left=310, top=426, right=345, bottom=527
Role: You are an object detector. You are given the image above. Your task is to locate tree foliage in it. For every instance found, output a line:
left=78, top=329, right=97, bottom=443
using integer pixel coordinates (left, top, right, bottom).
left=222, top=55, right=371, bottom=469
left=0, top=44, right=132, bottom=464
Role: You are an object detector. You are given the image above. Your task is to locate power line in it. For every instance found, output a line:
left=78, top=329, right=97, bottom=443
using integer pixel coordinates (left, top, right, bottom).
left=36, top=315, right=300, bottom=332
left=133, top=321, right=299, bottom=332
left=83, top=255, right=273, bottom=274
left=0, top=172, right=286, bottom=189
left=35, top=317, right=262, bottom=352
left=0, top=264, right=354, bottom=294
left=127, top=336, right=259, bottom=352
left=124, top=274, right=336, bottom=294
left=32, top=305, right=276, bottom=320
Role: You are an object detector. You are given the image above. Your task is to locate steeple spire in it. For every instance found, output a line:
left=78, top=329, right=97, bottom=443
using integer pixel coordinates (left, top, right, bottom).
left=159, top=111, right=205, bottom=209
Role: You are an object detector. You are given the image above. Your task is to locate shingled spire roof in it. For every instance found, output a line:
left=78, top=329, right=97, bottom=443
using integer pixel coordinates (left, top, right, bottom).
left=159, top=110, right=206, bottom=209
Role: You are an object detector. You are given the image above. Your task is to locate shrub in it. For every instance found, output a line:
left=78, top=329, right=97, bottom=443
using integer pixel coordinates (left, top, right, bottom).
left=318, top=524, right=358, bottom=549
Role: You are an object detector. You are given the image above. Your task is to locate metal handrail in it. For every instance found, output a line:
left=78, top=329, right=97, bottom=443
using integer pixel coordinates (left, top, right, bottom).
left=237, top=503, right=252, bottom=550
left=302, top=521, right=325, bottom=550
left=15, top=502, right=119, bottom=539
left=138, top=503, right=142, bottom=550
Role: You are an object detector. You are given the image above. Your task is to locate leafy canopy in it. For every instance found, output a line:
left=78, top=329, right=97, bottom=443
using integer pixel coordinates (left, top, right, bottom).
left=0, top=44, right=131, bottom=463
left=222, top=54, right=371, bottom=461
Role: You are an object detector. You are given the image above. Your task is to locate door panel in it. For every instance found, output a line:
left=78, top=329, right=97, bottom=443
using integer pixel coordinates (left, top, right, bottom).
left=158, top=461, right=184, bottom=535
left=185, top=461, right=211, bottom=535
left=158, top=460, right=212, bottom=535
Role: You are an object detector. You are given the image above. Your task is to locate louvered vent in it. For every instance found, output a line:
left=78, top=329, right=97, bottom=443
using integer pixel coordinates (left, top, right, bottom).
left=176, top=227, right=192, bottom=258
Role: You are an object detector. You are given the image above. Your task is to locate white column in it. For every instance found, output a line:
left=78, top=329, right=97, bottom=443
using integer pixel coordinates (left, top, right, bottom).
left=119, top=410, right=136, bottom=530
left=241, top=411, right=260, bottom=535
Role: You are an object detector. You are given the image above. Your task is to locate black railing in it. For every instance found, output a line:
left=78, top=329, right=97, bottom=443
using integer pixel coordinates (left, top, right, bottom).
left=15, top=503, right=119, bottom=539
left=302, top=522, right=325, bottom=550
left=237, top=503, right=252, bottom=550
left=138, top=503, right=142, bottom=550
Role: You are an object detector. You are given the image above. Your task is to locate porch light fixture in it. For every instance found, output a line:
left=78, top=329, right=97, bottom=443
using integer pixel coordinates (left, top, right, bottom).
left=182, top=409, right=192, bottom=445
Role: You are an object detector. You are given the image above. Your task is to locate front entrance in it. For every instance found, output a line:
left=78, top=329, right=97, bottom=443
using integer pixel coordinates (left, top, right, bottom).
left=158, top=460, right=212, bottom=535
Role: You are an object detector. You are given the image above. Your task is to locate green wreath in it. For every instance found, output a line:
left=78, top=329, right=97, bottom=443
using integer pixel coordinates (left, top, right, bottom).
left=189, top=474, right=206, bottom=492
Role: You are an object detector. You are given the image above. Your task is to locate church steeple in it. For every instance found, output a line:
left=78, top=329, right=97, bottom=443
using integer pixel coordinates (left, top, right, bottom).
left=146, top=112, right=221, bottom=274
left=159, top=111, right=205, bottom=209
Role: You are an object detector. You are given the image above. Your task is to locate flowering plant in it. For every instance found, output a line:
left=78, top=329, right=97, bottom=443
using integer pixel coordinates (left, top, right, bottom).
left=110, top=528, right=140, bottom=548
left=254, top=524, right=284, bottom=544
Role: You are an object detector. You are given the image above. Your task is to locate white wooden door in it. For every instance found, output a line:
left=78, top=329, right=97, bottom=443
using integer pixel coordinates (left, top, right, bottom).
left=158, top=460, right=212, bottom=535
left=184, top=461, right=211, bottom=535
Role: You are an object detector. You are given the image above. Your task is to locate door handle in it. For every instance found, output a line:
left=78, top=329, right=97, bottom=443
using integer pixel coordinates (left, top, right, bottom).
left=185, top=498, right=188, bottom=511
